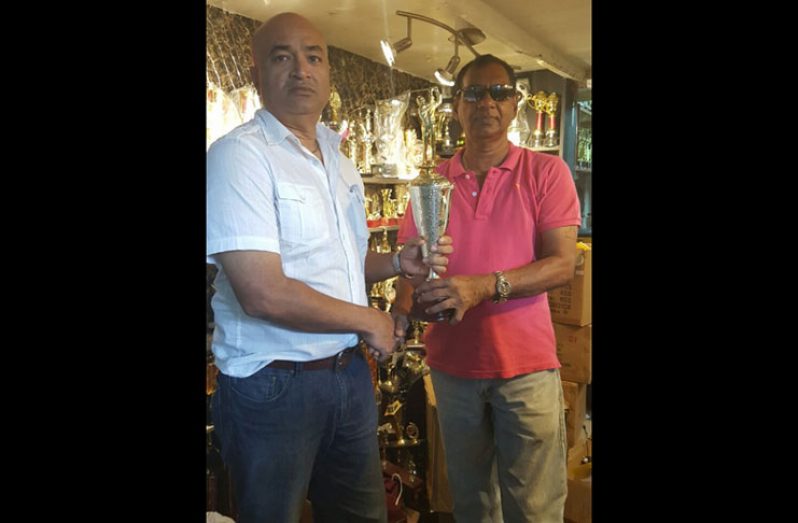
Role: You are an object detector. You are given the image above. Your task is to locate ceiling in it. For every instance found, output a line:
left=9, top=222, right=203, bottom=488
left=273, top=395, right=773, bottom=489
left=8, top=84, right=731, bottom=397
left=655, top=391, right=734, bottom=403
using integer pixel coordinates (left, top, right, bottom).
left=207, top=0, right=591, bottom=85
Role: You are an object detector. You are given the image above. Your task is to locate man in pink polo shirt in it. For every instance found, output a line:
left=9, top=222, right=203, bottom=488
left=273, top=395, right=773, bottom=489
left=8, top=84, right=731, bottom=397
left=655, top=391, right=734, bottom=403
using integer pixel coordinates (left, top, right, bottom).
left=395, top=54, right=581, bottom=522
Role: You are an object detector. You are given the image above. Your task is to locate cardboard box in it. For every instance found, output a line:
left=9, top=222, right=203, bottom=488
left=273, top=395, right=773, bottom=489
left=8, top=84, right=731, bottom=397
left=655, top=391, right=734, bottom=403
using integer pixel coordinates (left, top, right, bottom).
left=553, top=323, right=592, bottom=384
left=567, top=439, right=592, bottom=479
left=561, top=380, right=587, bottom=449
left=564, top=475, right=592, bottom=523
left=565, top=419, right=592, bottom=523
left=548, top=243, right=592, bottom=326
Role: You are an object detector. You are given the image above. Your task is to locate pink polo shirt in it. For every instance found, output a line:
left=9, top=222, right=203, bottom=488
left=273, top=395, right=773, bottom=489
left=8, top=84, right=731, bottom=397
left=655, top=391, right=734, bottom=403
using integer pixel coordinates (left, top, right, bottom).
left=398, top=144, right=581, bottom=378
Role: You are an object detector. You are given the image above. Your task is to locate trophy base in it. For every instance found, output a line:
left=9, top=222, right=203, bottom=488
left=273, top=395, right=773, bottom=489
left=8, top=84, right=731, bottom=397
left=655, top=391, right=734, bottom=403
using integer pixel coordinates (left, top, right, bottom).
left=371, top=163, right=398, bottom=178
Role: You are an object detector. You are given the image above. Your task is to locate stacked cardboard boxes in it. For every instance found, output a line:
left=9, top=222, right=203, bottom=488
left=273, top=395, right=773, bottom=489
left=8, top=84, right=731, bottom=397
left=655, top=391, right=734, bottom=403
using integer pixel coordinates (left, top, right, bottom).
left=550, top=241, right=592, bottom=523
left=549, top=242, right=592, bottom=443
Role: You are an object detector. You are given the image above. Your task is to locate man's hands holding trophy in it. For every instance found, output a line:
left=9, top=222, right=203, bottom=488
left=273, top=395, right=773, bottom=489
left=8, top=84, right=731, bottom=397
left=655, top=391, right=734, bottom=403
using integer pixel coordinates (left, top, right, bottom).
left=364, top=235, right=453, bottom=364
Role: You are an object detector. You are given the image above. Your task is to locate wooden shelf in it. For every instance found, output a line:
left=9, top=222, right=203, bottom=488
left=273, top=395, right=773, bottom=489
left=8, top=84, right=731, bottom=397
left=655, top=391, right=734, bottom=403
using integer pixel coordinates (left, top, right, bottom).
left=368, top=225, right=399, bottom=233
left=529, top=145, right=560, bottom=152
left=361, top=176, right=411, bottom=184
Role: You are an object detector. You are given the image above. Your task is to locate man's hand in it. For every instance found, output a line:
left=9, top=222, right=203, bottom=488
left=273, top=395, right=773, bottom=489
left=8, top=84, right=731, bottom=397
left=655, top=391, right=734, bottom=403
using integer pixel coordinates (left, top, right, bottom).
left=413, top=274, right=493, bottom=325
left=391, top=307, right=410, bottom=342
left=361, top=308, right=401, bottom=363
left=399, top=235, right=453, bottom=278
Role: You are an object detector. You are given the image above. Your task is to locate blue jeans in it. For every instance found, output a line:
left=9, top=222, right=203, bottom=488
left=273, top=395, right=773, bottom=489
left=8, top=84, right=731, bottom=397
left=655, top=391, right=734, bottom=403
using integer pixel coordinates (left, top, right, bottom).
left=430, top=368, right=567, bottom=523
left=212, top=350, right=387, bottom=523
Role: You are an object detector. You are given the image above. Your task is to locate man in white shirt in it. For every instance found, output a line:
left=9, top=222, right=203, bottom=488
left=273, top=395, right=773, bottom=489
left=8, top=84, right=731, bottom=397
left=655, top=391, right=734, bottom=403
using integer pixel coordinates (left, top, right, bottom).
left=207, top=12, right=452, bottom=523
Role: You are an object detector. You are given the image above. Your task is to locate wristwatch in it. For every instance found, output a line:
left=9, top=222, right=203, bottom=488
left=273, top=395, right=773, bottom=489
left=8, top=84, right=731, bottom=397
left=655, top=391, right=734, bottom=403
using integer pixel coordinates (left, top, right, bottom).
left=493, top=271, right=511, bottom=303
left=391, top=251, right=402, bottom=275
left=392, top=251, right=413, bottom=279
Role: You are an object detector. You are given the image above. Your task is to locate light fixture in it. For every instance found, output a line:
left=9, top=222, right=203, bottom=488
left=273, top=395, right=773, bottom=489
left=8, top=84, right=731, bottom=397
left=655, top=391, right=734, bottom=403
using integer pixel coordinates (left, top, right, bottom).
left=384, top=11, right=482, bottom=81
left=380, top=17, right=412, bottom=67
left=434, top=41, right=460, bottom=86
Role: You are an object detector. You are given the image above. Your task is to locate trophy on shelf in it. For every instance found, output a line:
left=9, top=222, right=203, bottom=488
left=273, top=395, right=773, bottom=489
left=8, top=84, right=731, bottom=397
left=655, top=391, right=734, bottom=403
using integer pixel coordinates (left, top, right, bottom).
left=344, top=117, right=359, bottom=163
left=358, top=108, right=374, bottom=175
left=406, top=320, right=425, bottom=347
left=377, top=347, right=429, bottom=449
left=325, top=85, right=342, bottom=133
left=577, top=128, right=592, bottom=170
left=530, top=90, right=548, bottom=148
left=409, top=87, right=454, bottom=322
left=364, top=190, right=382, bottom=228
left=544, top=92, right=559, bottom=147
left=403, top=128, right=422, bottom=179
left=435, top=96, right=456, bottom=158
left=379, top=188, right=397, bottom=226
left=394, top=183, right=410, bottom=218
left=508, top=82, right=531, bottom=147
left=371, top=91, right=409, bottom=177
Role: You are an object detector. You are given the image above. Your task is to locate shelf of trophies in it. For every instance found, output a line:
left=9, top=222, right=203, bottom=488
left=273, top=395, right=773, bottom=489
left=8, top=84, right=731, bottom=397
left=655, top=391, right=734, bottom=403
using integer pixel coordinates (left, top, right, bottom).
left=530, top=145, right=560, bottom=153
left=510, top=84, right=563, bottom=155
left=364, top=180, right=410, bottom=232
left=374, top=322, right=432, bottom=516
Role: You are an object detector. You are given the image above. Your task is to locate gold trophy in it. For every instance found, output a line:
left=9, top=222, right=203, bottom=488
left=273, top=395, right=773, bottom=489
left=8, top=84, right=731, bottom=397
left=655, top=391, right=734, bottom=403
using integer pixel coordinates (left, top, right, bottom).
left=545, top=92, right=559, bottom=147
left=379, top=188, right=396, bottom=225
left=530, top=90, right=548, bottom=148
left=358, top=108, right=374, bottom=174
left=409, top=87, right=454, bottom=322
left=326, top=85, right=342, bottom=132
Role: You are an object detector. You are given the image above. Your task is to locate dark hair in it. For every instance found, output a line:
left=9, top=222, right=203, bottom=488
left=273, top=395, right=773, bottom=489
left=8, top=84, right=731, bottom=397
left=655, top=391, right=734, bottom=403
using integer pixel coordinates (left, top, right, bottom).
left=454, top=54, right=516, bottom=93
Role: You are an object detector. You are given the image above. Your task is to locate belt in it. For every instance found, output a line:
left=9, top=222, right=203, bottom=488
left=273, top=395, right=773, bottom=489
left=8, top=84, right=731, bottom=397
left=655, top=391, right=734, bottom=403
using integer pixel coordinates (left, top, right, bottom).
left=265, top=345, right=359, bottom=371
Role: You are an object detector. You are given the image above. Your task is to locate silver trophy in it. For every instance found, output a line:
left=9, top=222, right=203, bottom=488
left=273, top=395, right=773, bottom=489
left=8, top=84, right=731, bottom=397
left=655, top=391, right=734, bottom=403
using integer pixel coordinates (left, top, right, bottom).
left=371, top=91, right=409, bottom=177
left=409, top=87, right=454, bottom=322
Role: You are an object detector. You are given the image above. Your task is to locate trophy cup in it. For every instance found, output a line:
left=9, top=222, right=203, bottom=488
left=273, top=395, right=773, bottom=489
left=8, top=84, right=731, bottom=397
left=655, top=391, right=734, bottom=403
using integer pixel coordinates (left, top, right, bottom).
left=409, top=87, right=454, bottom=322
left=544, top=92, right=559, bottom=147
left=508, top=82, right=531, bottom=147
left=371, top=91, right=409, bottom=177
left=530, top=90, right=548, bottom=148
left=435, top=97, right=456, bottom=158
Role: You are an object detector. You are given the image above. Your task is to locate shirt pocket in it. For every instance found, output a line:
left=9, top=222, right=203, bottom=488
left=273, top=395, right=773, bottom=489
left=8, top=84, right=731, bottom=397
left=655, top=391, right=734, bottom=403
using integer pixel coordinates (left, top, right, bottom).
left=348, top=184, right=369, bottom=251
left=276, top=182, right=330, bottom=244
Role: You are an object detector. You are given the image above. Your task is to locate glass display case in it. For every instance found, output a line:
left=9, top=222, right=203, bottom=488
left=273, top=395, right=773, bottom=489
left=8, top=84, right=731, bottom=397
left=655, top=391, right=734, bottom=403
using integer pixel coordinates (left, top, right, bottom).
left=574, top=88, right=592, bottom=236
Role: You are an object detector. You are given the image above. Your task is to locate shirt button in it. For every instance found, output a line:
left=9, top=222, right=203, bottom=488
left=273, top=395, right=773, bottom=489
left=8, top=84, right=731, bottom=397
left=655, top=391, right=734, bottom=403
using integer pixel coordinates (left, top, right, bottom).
left=472, top=191, right=477, bottom=197
left=465, top=174, right=470, bottom=179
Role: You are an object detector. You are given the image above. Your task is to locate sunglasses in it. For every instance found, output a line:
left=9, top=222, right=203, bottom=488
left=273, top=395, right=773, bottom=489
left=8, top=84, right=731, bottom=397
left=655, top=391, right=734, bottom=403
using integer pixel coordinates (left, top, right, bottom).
left=458, top=84, right=517, bottom=102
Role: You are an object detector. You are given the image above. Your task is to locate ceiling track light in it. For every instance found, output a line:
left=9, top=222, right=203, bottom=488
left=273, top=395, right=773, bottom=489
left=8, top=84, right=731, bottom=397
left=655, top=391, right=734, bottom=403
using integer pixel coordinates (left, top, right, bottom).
left=380, top=17, right=412, bottom=67
left=395, top=11, right=482, bottom=57
left=382, top=10, right=482, bottom=82
left=434, top=41, right=460, bottom=86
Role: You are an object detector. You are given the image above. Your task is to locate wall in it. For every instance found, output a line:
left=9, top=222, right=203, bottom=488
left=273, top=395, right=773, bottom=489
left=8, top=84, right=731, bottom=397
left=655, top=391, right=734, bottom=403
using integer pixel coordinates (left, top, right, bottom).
left=206, top=5, right=433, bottom=120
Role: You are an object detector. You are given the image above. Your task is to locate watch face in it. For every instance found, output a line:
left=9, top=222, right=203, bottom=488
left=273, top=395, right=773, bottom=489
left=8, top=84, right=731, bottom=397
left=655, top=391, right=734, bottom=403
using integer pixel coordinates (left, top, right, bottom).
left=498, top=280, right=511, bottom=296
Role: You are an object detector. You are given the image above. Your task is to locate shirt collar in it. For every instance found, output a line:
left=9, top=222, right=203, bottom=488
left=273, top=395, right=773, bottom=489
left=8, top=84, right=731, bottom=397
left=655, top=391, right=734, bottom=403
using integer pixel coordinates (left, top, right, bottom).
left=449, top=142, right=522, bottom=178
left=255, top=108, right=340, bottom=150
